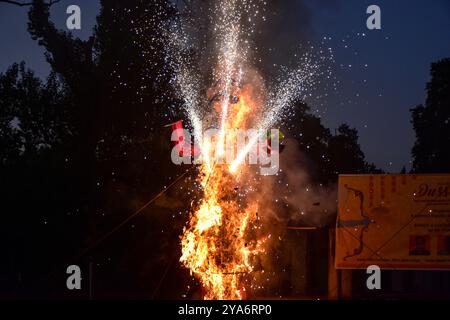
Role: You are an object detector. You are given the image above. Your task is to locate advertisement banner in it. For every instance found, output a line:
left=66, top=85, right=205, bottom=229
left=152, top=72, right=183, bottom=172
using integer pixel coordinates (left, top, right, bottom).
left=336, top=174, right=450, bottom=269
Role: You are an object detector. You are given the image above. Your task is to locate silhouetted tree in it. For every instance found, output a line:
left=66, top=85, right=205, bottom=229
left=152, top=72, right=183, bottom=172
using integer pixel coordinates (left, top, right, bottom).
left=1, top=0, right=185, bottom=298
left=327, top=124, right=366, bottom=175
left=0, top=62, right=76, bottom=296
left=26, top=0, right=181, bottom=242
left=284, top=101, right=381, bottom=184
left=411, top=58, right=450, bottom=173
left=0, top=62, right=68, bottom=163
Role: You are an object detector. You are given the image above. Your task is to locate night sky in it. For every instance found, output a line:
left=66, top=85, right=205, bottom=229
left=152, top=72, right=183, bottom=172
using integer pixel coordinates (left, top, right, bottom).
left=1, top=0, right=449, bottom=172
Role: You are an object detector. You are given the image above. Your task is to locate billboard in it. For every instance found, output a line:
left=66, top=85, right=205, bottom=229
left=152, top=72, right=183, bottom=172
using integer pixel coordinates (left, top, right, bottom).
left=336, top=174, right=450, bottom=270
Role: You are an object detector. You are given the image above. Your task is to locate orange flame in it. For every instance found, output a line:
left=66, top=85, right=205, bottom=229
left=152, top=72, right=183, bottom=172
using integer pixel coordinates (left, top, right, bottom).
left=180, top=81, right=266, bottom=300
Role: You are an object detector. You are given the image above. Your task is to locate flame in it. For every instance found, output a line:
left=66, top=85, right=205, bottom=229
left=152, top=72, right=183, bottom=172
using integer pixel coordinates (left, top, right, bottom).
left=180, top=79, right=266, bottom=300
left=171, top=0, right=327, bottom=300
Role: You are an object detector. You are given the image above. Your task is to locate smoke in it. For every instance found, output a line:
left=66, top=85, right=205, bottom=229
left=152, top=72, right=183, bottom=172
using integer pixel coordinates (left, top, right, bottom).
left=279, top=138, right=337, bottom=227
left=253, top=0, right=336, bottom=78
left=248, top=138, right=336, bottom=297
left=252, top=138, right=336, bottom=229
left=254, top=1, right=313, bottom=74
left=174, top=0, right=337, bottom=79
left=248, top=0, right=339, bottom=228
left=169, top=0, right=338, bottom=298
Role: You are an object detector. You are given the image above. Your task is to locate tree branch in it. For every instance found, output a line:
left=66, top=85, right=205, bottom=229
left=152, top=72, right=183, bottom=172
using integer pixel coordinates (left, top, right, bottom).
left=0, top=0, right=61, bottom=7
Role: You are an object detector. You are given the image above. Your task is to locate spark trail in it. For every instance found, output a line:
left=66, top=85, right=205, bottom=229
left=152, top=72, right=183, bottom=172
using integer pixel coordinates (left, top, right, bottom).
left=165, top=0, right=332, bottom=299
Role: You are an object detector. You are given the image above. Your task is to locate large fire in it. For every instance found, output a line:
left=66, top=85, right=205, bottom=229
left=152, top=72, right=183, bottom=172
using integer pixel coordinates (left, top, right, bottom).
left=168, top=0, right=326, bottom=300
left=180, top=78, right=267, bottom=300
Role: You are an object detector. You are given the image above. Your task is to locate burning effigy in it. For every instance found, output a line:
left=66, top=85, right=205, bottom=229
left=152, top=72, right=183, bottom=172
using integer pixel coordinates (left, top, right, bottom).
left=165, top=0, right=331, bottom=299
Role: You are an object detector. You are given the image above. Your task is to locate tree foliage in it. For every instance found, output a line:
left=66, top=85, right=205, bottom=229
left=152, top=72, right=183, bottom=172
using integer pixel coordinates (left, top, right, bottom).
left=283, top=101, right=381, bottom=184
left=411, top=58, right=450, bottom=173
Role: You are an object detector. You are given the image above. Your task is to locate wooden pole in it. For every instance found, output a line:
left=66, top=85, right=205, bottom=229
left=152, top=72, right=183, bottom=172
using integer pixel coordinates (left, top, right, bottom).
left=328, top=227, right=353, bottom=299
left=341, top=269, right=353, bottom=299
left=89, top=260, right=93, bottom=300
left=328, top=227, right=339, bottom=300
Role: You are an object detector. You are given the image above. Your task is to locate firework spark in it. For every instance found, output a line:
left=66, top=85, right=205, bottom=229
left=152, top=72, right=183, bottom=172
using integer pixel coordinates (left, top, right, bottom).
left=165, top=0, right=332, bottom=300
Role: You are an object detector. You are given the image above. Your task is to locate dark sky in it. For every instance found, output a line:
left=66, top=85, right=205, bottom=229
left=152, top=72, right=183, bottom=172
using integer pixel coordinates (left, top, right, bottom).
left=1, top=0, right=449, bottom=172
left=304, top=0, right=450, bottom=172
left=0, top=0, right=99, bottom=76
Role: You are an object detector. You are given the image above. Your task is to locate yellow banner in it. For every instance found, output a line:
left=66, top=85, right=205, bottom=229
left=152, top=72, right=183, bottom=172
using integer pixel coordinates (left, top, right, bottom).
left=336, top=174, right=450, bottom=270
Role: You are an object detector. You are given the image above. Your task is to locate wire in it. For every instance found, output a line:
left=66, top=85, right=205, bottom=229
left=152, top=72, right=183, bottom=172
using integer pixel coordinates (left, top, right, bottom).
left=75, top=167, right=195, bottom=260
left=30, top=166, right=196, bottom=294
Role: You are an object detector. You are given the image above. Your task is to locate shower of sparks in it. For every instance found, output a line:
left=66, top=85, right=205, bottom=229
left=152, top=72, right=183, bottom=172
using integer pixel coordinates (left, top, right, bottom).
left=161, top=0, right=333, bottom=300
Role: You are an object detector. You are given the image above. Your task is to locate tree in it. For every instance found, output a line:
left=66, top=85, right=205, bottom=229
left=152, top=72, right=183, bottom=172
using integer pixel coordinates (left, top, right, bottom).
left=0, top=0, right=60, bottom=6
left=327, top=124, right=366, bottom=175
left=1, top=0, right=185, bottom=298
left=26, top=0, right=180, bottom=233
left=0, top=62, right=74, bottom=296
left=283, top=101, right=381, bottom=184
left=0, top=62, right=68, bottom=164
left=411, top=58, right=450, bottom=173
